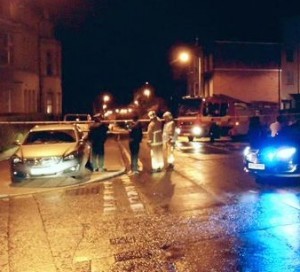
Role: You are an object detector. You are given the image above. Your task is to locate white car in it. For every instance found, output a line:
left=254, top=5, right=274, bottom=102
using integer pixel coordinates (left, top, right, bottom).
left=10, top=124, right=91, bottom=182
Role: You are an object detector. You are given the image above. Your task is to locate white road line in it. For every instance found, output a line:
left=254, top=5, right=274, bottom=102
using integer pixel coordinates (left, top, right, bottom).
left=102, top=181, right=116, bottom=214
left=121, top=176, right=145, bottom=213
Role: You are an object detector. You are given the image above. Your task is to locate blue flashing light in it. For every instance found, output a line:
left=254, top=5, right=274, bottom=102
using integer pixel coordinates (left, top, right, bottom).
left=262, top=146, right=296, bottom=162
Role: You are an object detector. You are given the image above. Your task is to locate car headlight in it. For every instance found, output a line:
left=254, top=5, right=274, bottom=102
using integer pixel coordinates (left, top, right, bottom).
left=11, top=155, right=22, bottom=164
left=175, top=127, right=181, bottom=135
left=243, top=146, right=251, bottom=156
left=262, top=147, right=296, bottom=162
left=244, top=148, right=258, bottom=162
left=63, top=152, right=77, bottom=161
left=276, top=147, right=296, bottom=160
left=192, top=126, right=202, bottom=135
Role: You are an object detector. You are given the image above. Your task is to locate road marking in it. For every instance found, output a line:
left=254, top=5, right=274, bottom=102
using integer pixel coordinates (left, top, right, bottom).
left=102, top=178, right=145, bottom=214
left=121, top=176, right=145, bottom=213
left=102, top=181, right=116, bottom=213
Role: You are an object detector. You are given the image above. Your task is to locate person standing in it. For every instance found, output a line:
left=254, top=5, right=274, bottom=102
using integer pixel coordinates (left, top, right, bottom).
left=128, top=115, right=143, bottom=174
left=208, top=121, right=220, bottom=143
left=247, top=116, right=263, bottom=148
left=269, top=115, right=283, bottom=137
left=87, top=117, right=109, bottom=172
left=147, top=110, right=164, bottom=172
left=162, top=111, right=176, bottom=169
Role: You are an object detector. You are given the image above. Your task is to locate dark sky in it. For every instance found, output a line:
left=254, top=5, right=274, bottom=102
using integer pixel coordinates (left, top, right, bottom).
left=52, top=0, right=300, bottom=113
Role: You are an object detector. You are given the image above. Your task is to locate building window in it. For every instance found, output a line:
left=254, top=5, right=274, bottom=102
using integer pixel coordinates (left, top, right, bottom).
left=46, top=51, right=53, bottom=76
left=286, top=71, right=294, bottom=85
left=46, top=92, right=53, bottom=114
left=0, top=32, right=13, bottom=66
left=56, top=92, right=62, bottom=114
left=286, top=48, right=294, bottom=63
left=24, top=89, right=36, bottom=113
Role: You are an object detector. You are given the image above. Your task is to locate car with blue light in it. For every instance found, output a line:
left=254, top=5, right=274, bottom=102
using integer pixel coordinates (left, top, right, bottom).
left=10, top=124, right=91, bottom=182
left=243, top=121, right=300, bottom=180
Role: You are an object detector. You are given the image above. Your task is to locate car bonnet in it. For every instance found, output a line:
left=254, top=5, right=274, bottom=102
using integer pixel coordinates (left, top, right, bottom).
left=15, top=142, right=78, bottom=158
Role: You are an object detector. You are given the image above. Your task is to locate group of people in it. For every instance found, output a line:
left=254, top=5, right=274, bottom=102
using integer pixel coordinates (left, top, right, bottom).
left=146, top=110, right=176, bottom=173
left=128, top=110, right=176, bottom=174
left=247, top=114, right=290, bottom=148
left=87, top=110, right=177, bottom=175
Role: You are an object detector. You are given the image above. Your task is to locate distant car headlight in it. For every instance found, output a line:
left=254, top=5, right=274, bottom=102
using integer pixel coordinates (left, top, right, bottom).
left=12, top=155, right=22, bottom=164
left=63, top=152, right=77, bottom=161
left=192, top=126, right=202, bottom=135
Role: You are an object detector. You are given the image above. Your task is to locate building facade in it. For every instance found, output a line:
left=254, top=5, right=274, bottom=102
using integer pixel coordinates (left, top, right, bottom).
left=187, top=41, right=281, bottom=106
left=0, top=0, right=61, bottom=116
left=281, top=17, right=300, bottom=111
left=187, top=21, right=300, bottom=112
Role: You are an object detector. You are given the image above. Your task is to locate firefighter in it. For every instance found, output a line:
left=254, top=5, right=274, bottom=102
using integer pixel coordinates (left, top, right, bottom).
left=147, top=111, right=164, bottom=172
left=162, top=111, right=176, bottom=169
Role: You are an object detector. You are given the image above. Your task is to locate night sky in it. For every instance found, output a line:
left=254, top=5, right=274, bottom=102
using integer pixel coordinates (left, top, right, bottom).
left=50, top=0, right=300, bottom=114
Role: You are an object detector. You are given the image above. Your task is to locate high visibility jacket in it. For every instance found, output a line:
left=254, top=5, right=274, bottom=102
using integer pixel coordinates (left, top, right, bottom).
left=147, top=117, right=163, bottom=146
left=163, top=120, right=176, bottom=143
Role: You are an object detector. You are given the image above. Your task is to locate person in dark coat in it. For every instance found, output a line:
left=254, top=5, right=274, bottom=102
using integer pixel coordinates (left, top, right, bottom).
left=87, top=117, right=109, bottom=172
left=247, top=116, right=263, bottom=148
left=128, top=115, right=143, bottom=174
left=209, top=121, right=220, bottom=143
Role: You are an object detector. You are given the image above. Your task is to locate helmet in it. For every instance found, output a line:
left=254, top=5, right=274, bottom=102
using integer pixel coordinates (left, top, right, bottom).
left=163, top=111, right=173, bottom=119
left=148, top=111, right=156, bottom=119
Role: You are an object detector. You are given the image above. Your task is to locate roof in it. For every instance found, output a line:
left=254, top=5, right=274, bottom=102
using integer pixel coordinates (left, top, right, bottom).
left=30, top=124, right=78, bottom=132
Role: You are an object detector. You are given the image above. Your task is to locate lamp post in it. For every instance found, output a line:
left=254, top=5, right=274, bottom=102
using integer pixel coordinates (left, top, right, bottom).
left=173, top=48, right=202, bottom=97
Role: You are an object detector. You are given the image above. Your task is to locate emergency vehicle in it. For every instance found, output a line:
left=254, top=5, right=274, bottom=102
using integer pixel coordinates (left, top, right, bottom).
left=175, top=95, right=255, bottom=141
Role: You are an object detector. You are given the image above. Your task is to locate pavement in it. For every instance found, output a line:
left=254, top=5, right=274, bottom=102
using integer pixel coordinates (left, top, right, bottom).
left=0, top=137, right=127, bottom=198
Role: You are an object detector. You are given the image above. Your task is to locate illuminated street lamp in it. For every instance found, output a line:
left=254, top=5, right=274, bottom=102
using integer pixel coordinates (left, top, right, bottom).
left=143, top=88, right=151, bottom=98
left=172, top=47, right=203, bottom=97
left=178, top=51, right=190, bottom=63
left=103, top=94, right=110, bottom=103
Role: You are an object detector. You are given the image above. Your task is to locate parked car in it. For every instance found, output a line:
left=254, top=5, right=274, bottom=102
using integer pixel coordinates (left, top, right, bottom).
left=10, top=124, right=91, bottom=182
left=243, top=121, right=300, bottom=180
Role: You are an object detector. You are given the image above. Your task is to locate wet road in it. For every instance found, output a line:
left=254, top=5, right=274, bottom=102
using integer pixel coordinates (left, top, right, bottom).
left=1, top=139, right=300, bottom=271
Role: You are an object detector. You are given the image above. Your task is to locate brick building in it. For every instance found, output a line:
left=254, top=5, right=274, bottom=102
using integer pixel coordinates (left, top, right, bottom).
left=0, top=0, right=61, bottom=117
left=187, top=27, right=300, bottom=112
left=187, top=41, right=281, bottom=105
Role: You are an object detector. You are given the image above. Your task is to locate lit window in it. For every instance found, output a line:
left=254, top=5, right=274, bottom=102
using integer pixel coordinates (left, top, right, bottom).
left=46, top=92, right=53, bottom=114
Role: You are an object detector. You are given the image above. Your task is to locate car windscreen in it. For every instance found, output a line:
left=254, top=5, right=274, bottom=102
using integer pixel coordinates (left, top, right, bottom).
left=178, top=99, right=202, bottom=116
left=23, top=130, right=76, bottom=144
left=64, top=115, right=89, bottom=121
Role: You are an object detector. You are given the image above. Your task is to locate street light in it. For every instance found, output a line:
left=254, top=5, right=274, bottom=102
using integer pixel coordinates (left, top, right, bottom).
left=178, top=51, right=191, bottom=63
left=172, top=48, right=202, bottom=97
left=103, top=94, right=110, bottom=103
left=143, top=88, right=151, bottom=98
